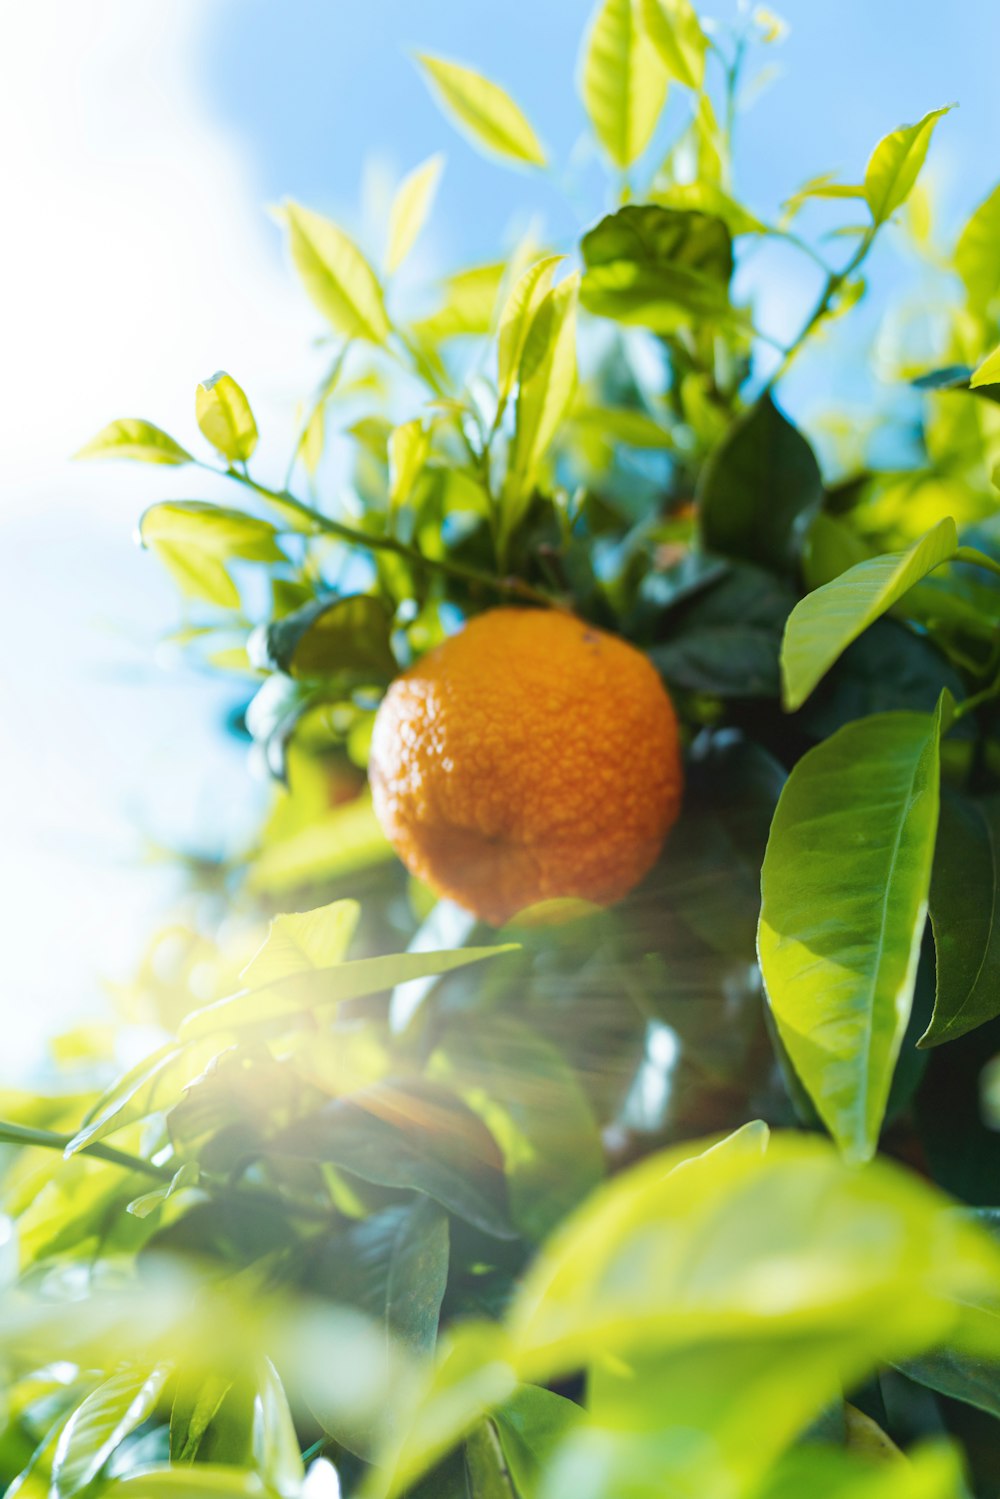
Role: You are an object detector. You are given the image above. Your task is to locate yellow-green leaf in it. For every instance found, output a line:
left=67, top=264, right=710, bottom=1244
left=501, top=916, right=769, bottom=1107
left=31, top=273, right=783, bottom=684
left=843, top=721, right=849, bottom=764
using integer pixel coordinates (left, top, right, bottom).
left=955, top=183, right=1000, bottom=312
left=284, top=201, right=390, bottom=343
left=971, top=345, right=1000, bottom=389
left=780, top=517, right=959, bottom=710
left=496, top=255, right=563, bottom=404
left=759, top=705, right=944, bottom=1163
left=196, top=371, right=258, bottom=463
left=386, top=154, right=444, bottom=275
left=75, top=418, right=193, bottom=466
left=388, top=419, right=430, bottom=515
left=509, top=273, right=580, bottom=494
left=863, top=106, right=953, bottom=226
left=412, top=261, right=508, bottom=344
left=241, top=898, right=361, bottom=987
left=415, top=53, right=547, bottom=168
left=582, top=0, right=669, bottom=170
left=139, top=501, right=285, bottom=610
left=636, top=0, right=707, bottom=89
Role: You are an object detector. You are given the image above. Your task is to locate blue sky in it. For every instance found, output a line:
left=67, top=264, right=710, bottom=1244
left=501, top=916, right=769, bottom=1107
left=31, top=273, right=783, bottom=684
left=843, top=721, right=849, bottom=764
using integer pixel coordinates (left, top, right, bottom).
left=2, top=0, right=999, bottom=1072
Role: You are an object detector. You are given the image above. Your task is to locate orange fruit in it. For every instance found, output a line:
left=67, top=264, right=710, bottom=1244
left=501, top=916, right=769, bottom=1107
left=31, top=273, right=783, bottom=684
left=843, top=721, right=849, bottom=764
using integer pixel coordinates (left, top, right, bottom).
left=368, top=607, right=683, bottom=925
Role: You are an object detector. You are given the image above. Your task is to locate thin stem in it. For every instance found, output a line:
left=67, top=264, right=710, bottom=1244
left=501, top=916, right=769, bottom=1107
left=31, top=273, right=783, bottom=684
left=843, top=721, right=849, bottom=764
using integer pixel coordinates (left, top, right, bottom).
left=284, top=339, right=354, bottom=489
left=765, top=225, right=876, bottom=390
left=221, top=466, right=560, bottom=609
left=954, top=546, right=1000, bottom=583
left=0, top=1120, right=336, bottom=1225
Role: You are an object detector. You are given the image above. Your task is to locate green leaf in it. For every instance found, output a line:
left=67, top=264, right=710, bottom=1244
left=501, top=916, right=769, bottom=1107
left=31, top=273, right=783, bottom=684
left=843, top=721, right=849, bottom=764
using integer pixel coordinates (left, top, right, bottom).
left=179, top=944, right=518, bottom=1037
left=580, top=204, right=734, bottom=331
left=971, top=345, right=1000, bottom=388
left=196, top=372, right=258, bottom=463
left=496, top=255, right=563, bottom=406
left=74, top=418, right=193, bottom=466
left=758, top=707, right=944, bottom=1163
left=311, top=1199, right=449, bottom=1362
left=899, top=1344, right=1000, bottom=1423
left=781, top=172, right=866, bottom=219
left=649, top=564, right=796, bottom=699
left=240, top=898, right=361, bottom=987
left=581, top=0, right=669, bottom=170
left=102, top=1468, right=272, bottom=1499
left=415, top=54, right=546, bottom=168
left=388, top=419, right=431, bottom=516
left=508, top=1124, right=999, bottom=1381
left=139, top=502, right=285, bottom=610
left=652, top=180, right=766, bottom=236
left=863, top=106, right=952, bottom=226
left=637, top=0, right=706, bottom=89
left=386, top=154, right=444, bottom=275
left=505, top=273, right=579, bottom=533
left=758, top=1441, right=968, bottom=1499
left=51, top=1365, right=170, bottom=1497
left=922, top=794, right=1000, bottom=1047
left=170, top=1377, right=234, bottom=1463
left=252, top=1359, right=304, bottom=1499
left=412, top=261, right=507, bottom=344
left=955, top=182, right=1000, bottom=311
left=284, top=201, right=390, bottom=343
left=780, top=517, right=959, bottom=711
left=431, top=1017, right=604, bottom=1241
left=274, top=1077, right=515, bottom=1238
left=697, top=395, right=823, bottom=574
left=493, top=1386, right=582, bottom=1499
left=250, top=593, right=397, bottom=681
left=464, top=1422, right=515, bottom=1499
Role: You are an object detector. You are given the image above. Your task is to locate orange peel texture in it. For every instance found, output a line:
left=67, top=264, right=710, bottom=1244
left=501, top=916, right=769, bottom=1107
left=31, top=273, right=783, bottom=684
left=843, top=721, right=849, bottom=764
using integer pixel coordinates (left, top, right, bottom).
left=369, top=607, right=684, bottom=925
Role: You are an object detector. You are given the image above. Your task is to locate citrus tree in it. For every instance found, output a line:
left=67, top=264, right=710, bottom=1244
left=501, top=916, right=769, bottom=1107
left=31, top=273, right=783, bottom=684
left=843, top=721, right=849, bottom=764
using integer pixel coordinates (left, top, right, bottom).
left=8, top=4, right=1000, bottom=1497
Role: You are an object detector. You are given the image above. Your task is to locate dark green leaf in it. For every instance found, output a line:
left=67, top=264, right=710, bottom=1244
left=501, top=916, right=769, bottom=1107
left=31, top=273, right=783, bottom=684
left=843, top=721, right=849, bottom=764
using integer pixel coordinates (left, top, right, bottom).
left=923, top=794, right=1000, bottom=1047
left=649, top=564, right=795, bottom=697
left=580, top=205, right=734, bottom=331
left=250, top=594, right=396, bottom=682
left=898, top=1345, right=1000, bottom=1422
left=697, top=395, right=823, bottom=574
left=273, top=1078, right=515, bottom=1239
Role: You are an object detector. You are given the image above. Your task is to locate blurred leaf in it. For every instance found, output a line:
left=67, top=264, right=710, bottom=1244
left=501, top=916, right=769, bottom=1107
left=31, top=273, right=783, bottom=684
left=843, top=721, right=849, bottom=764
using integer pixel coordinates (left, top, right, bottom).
left=51, top=1365, right=170, bottom=1498
left=756, top=1441, right=968, bottom=1499
left=580, top=204, right=733, bottom=330
left=250, top=594, right=396, bottom=681
left=75, top=419, right=193, bottom=466
left=389, top=419, right=430, bottom=517
left=464, top=1421, right=515, bottom=1499
left=415, top=54, right=546, bottom=167
left=581, top=0, right=669, bottom=170
left=181, top=944, right=517, bottom=1037
left=697, top=395, right=823, bottom=574
left=196, top=372, right=259, bottom=463
left=781, top=172, right=865, bottom=219
left=241, top=899, right=361, bottom=987
left=780, top=518, right=959, bottom=711
left=923, top=794, right=1000, bottom=1047
left=493, top=1385, right=582, bottom=1499
left=956, top=182, right=1000, bottom=312
left=386, top=154, right=444, bottom=274
left=652, top=180, right=766, bottom=235
left=505, top=274, right=579, bottom=534
left=252, top=1359, right=305, bottom=1499
left=139, top=502, right=284, bottom=610
left=274, top=1077, right=515, bottom=1238
left=496, top=256, right=563, bottom=406
left=431, top=1017, right=604, bottom=1241
left=759, top=705, right=943, bottom=1163
left=285, top=201, right=390, bottom=343
left=170, top=1375, right=234, bottom=1463
left=412, top=262, right=507, bottom=344
left=636, top=0, right=707, bottom=89
left=863, top=106, right=952, bottom=226
left=971, top=345, right=1000, bottom=389
left=248, top=795, right=392, bottom=895
left=103, top=1468, right=273, bottom=1499
left=508, top=1124, right=998, bottom=1381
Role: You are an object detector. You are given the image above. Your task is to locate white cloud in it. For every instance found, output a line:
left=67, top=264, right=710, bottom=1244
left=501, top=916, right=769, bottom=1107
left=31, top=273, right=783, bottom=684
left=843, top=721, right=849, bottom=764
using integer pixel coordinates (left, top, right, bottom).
left=0, top=1, right=316, bottom=1073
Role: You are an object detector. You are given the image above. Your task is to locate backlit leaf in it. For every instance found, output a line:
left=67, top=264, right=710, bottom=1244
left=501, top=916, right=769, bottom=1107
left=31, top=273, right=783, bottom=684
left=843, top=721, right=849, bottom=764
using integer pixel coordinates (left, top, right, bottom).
left=581, top=0, right=669, bottom=170
left=496, top=256, right=563, bottom=406
left=505, top=273, right=579, bottom=527
left=636, top=0, right=707, bottom=89
left=386, top=155, right=444, bottom=275
left=196, top=372, right=258, bottom=463
left=955, top=182, right=1000, bottom=311
left=971, top=344, right=1000, bottom=389
left=415, top=54, right=546, bottom=168
left=52, top=1365, right=170, bottom=1497
left=580, top=204, right=733, bottom=330
left=285, top=201, right=390, bottom=343
left=75, top=419, right=193, bottom=466
left=780, top=518, right=958, bottom=711
left=863, top=106, right=952, bottom=226
left=388, top=419, right=430, bottom=516
left=759, top=706, right=944, bottom=1162
left=240, top=899, right=361, bottom=988
left=179, top=944, right=518, bottom=1037
left=250, top=593, right=397, bottom=682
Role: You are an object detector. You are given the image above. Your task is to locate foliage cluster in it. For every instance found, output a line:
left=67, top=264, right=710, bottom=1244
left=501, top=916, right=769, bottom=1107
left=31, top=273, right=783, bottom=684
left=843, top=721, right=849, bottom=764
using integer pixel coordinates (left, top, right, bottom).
left=8, top=4, right=1000, bottom=1497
